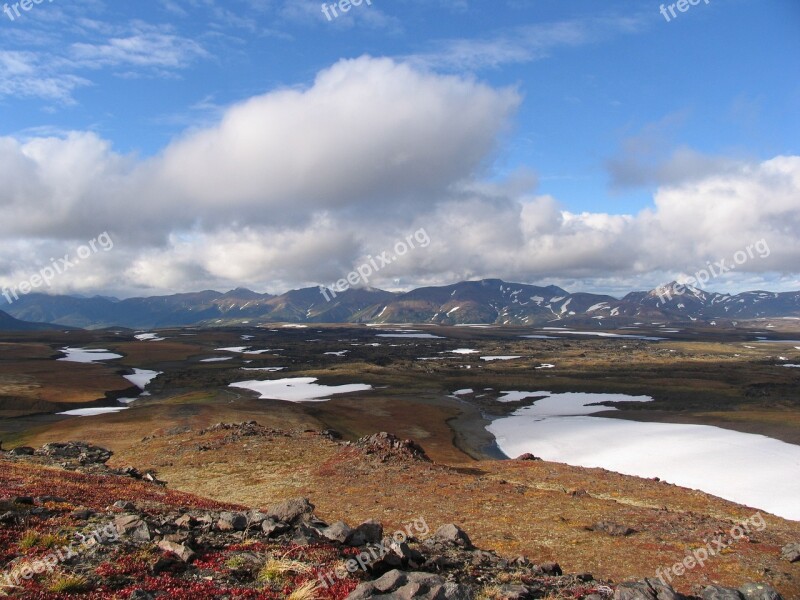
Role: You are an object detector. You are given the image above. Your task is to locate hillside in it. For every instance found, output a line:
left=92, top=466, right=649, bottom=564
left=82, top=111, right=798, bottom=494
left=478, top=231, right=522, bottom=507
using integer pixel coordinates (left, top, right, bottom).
left=5, top=426, right=799, bottom=599
left=0, top=311, right=62, bottom=333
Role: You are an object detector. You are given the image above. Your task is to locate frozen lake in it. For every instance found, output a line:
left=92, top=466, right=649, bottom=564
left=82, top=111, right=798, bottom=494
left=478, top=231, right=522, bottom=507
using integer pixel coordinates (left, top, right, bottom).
left=487, top=391, right=800, bottom=521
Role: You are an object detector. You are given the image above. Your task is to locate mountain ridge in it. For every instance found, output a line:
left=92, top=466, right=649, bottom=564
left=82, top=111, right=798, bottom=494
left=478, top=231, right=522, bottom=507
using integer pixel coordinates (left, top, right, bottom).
left=2, top=279, right=799, bottom=329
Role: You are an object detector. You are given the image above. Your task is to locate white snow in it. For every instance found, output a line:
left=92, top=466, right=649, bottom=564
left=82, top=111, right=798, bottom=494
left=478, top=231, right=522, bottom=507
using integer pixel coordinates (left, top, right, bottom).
left=556, top=332, right=666, bottom=341
left=216, top=346, right=250, bottom=353
left=377, top=333, right=443, bottom=339
left=447, top=306, right=461, bottom=315
left=229, top=377, right=371, bottom=403
left=536, top=363, right=555, bottom=369
left=124, top=369, right=161, bottom=390
left=448, top=348, right=479, bottom=354
left=324, top=351, right=349, bottom=357
left=481, top=356, right=522, bottom=361
left=58, top=348, right=123, bottom=363
left=281, top=324, right=308, bottom=328
left=58, top=407, right=129, bottom=417
left=200, top=357, right=234, bottom=363
left=487, top=392, right=800, bottom=521
left=453, top=389, right=473, bottom=396
left=134, top=333, right=165, bottom=341
left=521, top=335, right=559, bottom=339
left=783, top=364, right=800, bottom=368
left=240, top=367, right=286, bottom=372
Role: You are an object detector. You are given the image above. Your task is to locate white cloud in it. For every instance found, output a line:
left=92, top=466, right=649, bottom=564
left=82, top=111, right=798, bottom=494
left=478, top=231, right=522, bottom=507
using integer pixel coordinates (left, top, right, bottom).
left=0, top=57, right=798, bottom=298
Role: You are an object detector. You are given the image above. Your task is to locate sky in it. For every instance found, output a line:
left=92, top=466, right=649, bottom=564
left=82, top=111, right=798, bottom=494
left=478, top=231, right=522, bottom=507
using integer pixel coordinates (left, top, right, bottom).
left=0, top=0, right=799, bottom=300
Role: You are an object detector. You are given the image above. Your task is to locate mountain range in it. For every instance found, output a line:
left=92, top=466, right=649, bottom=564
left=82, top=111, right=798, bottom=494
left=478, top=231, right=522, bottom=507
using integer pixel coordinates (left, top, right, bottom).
left=0, top=279, right=800, bottom=329
left=1, top=279, right=799, bottom=330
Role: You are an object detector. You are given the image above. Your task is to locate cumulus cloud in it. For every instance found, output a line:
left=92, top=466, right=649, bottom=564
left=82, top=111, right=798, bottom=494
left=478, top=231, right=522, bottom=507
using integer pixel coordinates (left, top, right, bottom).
left=0, top=56, right=798, bottom=298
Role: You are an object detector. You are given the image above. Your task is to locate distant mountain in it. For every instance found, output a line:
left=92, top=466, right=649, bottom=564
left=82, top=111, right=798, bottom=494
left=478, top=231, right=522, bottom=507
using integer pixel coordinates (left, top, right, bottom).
left=3, top=280, right=800, bottom=329
left=0, top=309, right=64, bottom=331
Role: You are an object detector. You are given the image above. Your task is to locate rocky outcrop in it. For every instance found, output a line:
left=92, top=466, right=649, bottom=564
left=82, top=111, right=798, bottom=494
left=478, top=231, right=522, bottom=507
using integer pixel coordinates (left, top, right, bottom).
left=354, top=432, right=432, bottom=462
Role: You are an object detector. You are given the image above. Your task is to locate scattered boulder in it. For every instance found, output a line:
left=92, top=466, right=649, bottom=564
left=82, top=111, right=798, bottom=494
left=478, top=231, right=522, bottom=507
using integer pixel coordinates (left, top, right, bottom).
left=322, top=520, right=353, bottom=543
left=347, top=569, right=470, bottom=600
left=347, top=519, right=384, bottom=546
left=591, top=521, right=635, bottom=537
left=37, top=441, right=112, bottom=464
left=539, top=562, right=562, bottom=577
left=614, top=579, right=680, bottom=600
left=113, top=500, right=136, bottom=511
left=216, top=511, right=248, bottom=532
left=265, top=497, right=314, bottom=524
left=9, top=446, right=34, bottom=456
left=433, top=523, right=473, bottom=549
left=114, top=515, right=151, bottom=541
left=780, top=542, right=800, bottom=563
left=515, top=453, right=542, bottom=461
left=157, top=540, right=196, bottom=563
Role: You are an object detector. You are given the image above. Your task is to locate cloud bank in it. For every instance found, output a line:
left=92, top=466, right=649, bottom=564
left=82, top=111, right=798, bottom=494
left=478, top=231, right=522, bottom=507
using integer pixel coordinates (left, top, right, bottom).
left=1, top=56, right=798, bottom=298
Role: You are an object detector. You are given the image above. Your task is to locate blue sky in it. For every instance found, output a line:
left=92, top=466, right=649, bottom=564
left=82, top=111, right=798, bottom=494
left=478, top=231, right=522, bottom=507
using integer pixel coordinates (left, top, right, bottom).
left=1, top=0, right=799, bottom=297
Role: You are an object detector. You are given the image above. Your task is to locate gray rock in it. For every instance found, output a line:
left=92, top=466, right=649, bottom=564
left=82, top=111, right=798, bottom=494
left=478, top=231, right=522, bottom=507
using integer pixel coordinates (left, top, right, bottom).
left=591, top=520, right=635, bottom=536
left=129, top=591, right=155, bottom=600
left=323, top=521, right=353, bottom=543
left=615, top=581, right=659, bottom=600
left=738, top=583, right=783, bottom=600
left=346, top=570, right=452, bottom=600
left=114, top=515, right=151, bottom=541
left=781, top=542, right=800, bottom=562
left=433, top=524, right=473, bottom=549
left=347, top=519, right=384, bottom=546
left=702, top=586, right=745, bottom=600
left=113, top=500, right=136, bottom=511
left=217, top=511, right=248, bottom=532
left=265, top=497, right=314, bottom=524
left=644, top=578, right=682, bottom=600
left=495, top=585, right=531, bottom=599
left=262, top=518, right=290, bottom=537
left=9, top=446, right=34, bottom=456
left=174, top=514, right=195, bottom=529
left=614, top=579, right=681, bottom=600
left=157, top=540, right=196, bottom=563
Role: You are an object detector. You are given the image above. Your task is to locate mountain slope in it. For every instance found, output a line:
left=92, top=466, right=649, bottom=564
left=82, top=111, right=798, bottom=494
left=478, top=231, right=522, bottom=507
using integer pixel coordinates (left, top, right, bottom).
left=0, top=309, right=63, bottom=331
